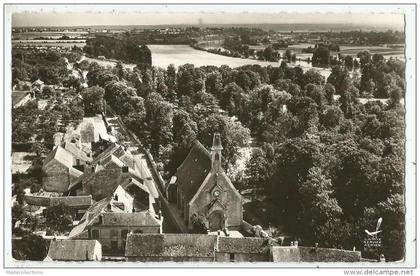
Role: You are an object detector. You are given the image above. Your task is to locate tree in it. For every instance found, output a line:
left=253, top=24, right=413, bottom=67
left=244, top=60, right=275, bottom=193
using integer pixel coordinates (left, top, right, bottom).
left=312, top=45, right=330, bottom=66
left=320, top=105, right=343, bottom=129
left=298, top=167, right=345, bottom=247
left=302, top=69, right=325, bottom=87
left=198, top=114, right=250, bottom=171
left=12, top=204, right=26, bottom=228
left=327, top=66, right=351, bottom=96
left=205, top=71, right=223, bottom=98
left=42, top=203, right=73, bottom=233
left=245, top=144, right=274, bottom=190
left=344, top=55, right=354, bottom=70
left=324, top=83, right=336, bottom=105
left=220, top=82, right=244, bottom=115
left=144, top=93, right=174, bottom=155
left=284, top=49, right=292, bottom=62
left=191, top=214, right=208, bottom=234
left=41, top=85, right=55, bottom=99
left=81, top=85, right=104, bottom=116
left=165, top=110, right=198, bottom=175
left=12, top=234, right=48, bottom=261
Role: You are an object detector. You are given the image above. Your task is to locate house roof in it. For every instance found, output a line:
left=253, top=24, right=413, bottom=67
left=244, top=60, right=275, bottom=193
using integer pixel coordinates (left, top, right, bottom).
left=68, top=147, right=144, bottom=192
left=69, top=166, right=84, bottom=178
left=217, top=237, right=269, bottom=254
left=46, top=240, right=101, bottom=261
left=125, top=234, right=217, bottom=258
left=175, top=141, right=212, bottom=201
left=270, top=246, right=361, bottom=262
left=101, top=212, right=161, bottom=227
left=43, top=146, right=74, bottom=169
left=64, top=142, right=92, bottom=162
left=69, top=183, right=158, bottom=238
left=25, top=195, right=92, bottom=208
left=12, top=91, right=31, bottom=107
left=32, top=79, right=44, bottom=86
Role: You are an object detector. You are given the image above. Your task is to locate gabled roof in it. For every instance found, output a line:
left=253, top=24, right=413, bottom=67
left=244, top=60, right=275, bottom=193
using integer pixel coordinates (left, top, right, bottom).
left=69, top=166, right=84, bottom=178
left=32, top=79, right=44, bottom=86
left=125, top=234, right=217, bottom=258
left=92, top=142, right=120, bottom=164
left=217, top=237, right=269, bottom=254
left=175, top=141, right=211, bottom=201
left=68, top=195, right=124, bottom=238
left=43, top=146, right=74, bottom=169
left=12, top=91, right=31, bottom=107
left=64, top=142, right=92, bottom=162
left=46, top=240, right=101, bottom=261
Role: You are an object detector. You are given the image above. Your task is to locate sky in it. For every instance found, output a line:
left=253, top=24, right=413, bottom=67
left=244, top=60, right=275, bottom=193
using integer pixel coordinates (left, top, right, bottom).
left=10, top=6, right=405, bottom=31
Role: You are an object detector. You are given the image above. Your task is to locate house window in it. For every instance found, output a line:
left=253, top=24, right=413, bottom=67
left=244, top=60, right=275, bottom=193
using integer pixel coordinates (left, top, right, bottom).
left=91, top=229, right=99, bottom=239
left=230, top=253, right=235, bottom=262
left=122, top=166, right=129, bottom=173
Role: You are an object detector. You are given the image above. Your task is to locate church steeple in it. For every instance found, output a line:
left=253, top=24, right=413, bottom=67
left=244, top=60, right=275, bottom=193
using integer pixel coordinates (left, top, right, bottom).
left=211, top=133, right=223, bottom=172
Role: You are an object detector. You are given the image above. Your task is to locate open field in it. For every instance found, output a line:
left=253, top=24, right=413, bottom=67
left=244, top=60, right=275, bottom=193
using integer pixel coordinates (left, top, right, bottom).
left=12, top=40, right=86, bottom=48
left=149, top=44, right=332, bottom=78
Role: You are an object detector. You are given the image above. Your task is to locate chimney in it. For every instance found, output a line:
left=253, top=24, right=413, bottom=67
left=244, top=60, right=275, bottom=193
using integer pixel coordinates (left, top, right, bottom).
left=211, top=133, right=223, bottom=172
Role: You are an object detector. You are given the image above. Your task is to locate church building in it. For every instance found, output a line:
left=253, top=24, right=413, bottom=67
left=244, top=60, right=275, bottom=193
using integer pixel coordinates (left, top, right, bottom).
left=166, top=133, right=242, bottom=231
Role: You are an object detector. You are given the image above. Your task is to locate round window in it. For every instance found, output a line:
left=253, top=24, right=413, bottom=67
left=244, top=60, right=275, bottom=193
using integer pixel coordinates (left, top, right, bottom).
left=213, top=190, right=221, bottom=197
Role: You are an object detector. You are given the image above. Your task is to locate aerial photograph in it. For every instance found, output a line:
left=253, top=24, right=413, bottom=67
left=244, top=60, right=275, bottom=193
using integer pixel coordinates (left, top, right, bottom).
left=4, top=3, right=416, bottom=271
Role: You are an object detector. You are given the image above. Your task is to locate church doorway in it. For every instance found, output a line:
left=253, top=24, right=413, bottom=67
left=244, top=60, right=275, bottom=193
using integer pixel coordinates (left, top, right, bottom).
left=209, top=211, right=224, bottom=231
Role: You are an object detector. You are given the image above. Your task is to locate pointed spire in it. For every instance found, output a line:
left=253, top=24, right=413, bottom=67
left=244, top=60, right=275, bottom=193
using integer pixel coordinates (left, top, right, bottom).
left=211, top=133, right=223, bottom=151
left=211, top=133, right=223, bottom=172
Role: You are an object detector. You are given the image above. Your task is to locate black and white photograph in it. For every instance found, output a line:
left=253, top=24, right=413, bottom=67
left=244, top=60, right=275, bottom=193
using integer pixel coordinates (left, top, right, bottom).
left=1, top=1, right=417, bottom=274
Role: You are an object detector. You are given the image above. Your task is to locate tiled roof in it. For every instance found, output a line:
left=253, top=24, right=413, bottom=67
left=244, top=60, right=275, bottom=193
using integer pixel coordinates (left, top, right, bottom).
left=101, top=212, right=161, bottom=227
left=176, top=141, right=211, bottom=201
left=217, top=237, right=269, bottom=254
left=125, top=234, right=217, bottom=258
left=43, top=146, right=74, bottom=169
left=64, top=142, right=92, bottom=162
left=25, top=195, right=92, bottom=208
left=271, top=246, right=361, bottom=262
left=32, top=79, right=44, bottom=86
left=12, top=91, right=30, bottom=107
left=46, top=240, right=101, bottom=261
left=69, top=166, right=84, bottom=178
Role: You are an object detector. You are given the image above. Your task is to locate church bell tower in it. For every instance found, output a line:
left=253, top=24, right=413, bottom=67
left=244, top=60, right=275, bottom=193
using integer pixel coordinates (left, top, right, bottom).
left=211, top=133, right=223, bottom=172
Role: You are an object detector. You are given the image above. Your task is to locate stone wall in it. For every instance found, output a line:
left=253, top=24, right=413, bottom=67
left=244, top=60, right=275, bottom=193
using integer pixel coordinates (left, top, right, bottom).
left=42, top=160, right=70, bottom=193
left=270, top=246, right=361, bottom=262
left=215, top=252, right=269, bottom=262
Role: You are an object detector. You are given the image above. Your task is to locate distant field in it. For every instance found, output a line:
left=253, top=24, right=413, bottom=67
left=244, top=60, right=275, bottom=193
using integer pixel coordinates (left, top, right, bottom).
left=12, top=31, right=88, bottom=40
left=250, top=43, right=405, bottom=60
left=12, top=40, right=86, bottom=48
left=148, top=44, right=331, bottom=78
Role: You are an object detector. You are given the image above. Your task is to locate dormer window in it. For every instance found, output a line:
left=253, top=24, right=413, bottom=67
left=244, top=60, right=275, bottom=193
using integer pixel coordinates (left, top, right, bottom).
left=122, top=166, right=129, bottom=173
